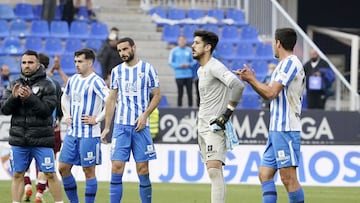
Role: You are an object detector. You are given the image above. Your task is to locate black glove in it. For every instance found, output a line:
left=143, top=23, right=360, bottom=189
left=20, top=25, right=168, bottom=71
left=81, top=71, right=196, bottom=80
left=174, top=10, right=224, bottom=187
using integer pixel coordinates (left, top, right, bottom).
left=209, top=108, right=233, bottom=130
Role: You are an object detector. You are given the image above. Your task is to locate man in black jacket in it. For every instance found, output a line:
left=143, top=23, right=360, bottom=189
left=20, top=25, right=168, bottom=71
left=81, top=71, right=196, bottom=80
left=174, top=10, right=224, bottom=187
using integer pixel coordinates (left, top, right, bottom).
left=0, top=50, right=64, bottom=203
left=97, top=27, right=123, bottom=85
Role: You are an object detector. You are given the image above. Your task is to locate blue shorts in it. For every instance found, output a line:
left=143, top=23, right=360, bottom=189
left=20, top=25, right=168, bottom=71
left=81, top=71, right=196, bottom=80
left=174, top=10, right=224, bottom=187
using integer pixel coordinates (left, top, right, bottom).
left=59, top=135, right=102, bottom=167
left=111, top=124, right=156, bottom=162
left=261, top=131, right=301, bottom=169
left=10, top=146, right=56, bottom=173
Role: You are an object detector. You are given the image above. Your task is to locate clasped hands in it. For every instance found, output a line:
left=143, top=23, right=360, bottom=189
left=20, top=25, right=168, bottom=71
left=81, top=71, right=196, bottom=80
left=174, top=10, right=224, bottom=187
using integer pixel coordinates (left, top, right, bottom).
left=12, top=83, right=31, bottom=100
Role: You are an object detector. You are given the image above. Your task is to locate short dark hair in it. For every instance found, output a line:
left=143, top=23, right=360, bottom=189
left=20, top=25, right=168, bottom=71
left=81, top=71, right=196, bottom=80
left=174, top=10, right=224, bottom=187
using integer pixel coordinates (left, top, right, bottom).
left=275, top=28, right=297, bottom=51
left=23, top=50, right=39, bottom=60
left=74, top=48, right=96, bottom=62
left=111, top=27, right=119, bottom=32
left=193, top=30, right=219, bottom=53
left=118, top=37, right=135, bottom=46
left=38, top=53, right=50, bottom=69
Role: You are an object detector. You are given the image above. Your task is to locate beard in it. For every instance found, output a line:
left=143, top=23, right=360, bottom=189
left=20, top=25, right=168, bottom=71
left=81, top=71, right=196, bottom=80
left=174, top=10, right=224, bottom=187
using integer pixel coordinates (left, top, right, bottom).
left=122, top=52, right=135, bottom=63
left=192, top=51, right=204, bottom=60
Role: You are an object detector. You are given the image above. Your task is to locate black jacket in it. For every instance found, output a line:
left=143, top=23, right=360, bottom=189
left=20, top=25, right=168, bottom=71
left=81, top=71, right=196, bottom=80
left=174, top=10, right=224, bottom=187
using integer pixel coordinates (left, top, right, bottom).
left=0, top=66, right=57, bottom=147
left=97, top=40, right=123, bottom=79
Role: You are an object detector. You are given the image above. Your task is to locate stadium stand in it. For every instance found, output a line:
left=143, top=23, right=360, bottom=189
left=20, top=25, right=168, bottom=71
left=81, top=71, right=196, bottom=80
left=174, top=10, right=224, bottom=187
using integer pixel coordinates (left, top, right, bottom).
left=220, top=24, right=239, bottom=43
left=9, top=18, right=29, bottom=38
left=187, top=9, right=206, bottom=20
left=167, top=8, right=186, bottom=20
left=44, top=37, right=64, bottom=56
left=24, top=36, right=44, bottom=53
left=64, top=38, right=84, bottom=55
left=69, top=20, right=90, bottom=39
left=0, top=19, right=9, bottom=39
left=225, top=8, right=246, bottom=26
left=29, top=19, right=50, bottom=38
left=14, top=2, right=35, bottom=20
left=207, top=8, right=225, bottom=22
left=89, top=21, right=109, bottom=40
left=3, top=36, right=24, bottom=56
left=50, top=20, right=70, bottom=38
left=85, top=38, right=103, bottom=52
left=162, top=24, right=181, bottom=44
left=0, top=3, right=16, bottom=20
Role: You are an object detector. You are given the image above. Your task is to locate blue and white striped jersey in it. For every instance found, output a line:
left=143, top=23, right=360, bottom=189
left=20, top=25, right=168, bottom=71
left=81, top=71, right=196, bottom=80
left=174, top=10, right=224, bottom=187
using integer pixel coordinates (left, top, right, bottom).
left=64, top=72, right=109, bottom=138
left=110, top=60, right=160, bottom=126
left=269, top=55, right=305, bottom=132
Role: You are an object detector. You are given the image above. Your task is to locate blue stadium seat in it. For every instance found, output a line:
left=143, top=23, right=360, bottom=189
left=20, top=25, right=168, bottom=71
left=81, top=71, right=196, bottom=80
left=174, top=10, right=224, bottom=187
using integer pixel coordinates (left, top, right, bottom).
left=0, top=19, right=9, bottom=39
left=0, top=4, right=16, bottom=20
left=76, top=6, right=89, bottom=20
left=69, top=20, right=89, bottom=39
left=207, top=8, right=224, bottom=22
left=231, top=59, right=248, bottom=70
left=201, top=24, right=220, bottom=35
left=220, top=25, right=239, bottom=43
left=168, top=8, right=186, bottom=20
left=216, top=42, right=236, bottom=61
left=93, top=59, right=102, bottom=76
left=187, top=9, right=206, bottom=20
left=148, top=6, right=167, bottom=18
left=59, top=54, right=76, bottom=75
left=162, top=24, right=180, bottom=44
left=64, top=38, right=83, bottom=55
left=236, top=42, right=255, bottom=60
left=14, top=3, right=35, bottom=20
left=3, top=36, right=25, bottom=56
left=24, top=37, right=44, bottom=53
left=251, top=59, right=269, bottom=80
left=33, top=4, right=42, bottom=20
left=29, top=20, right=50, bottom=38
left=226, top=8, right=246, bottom=26
left=50, top=20, right=70, bottom=38
left=44, top=37, right=64, bottom=56
left=0, top=55, right=18, bottom=70
left=89, top=22, right=108, bottom=40
left=85, top=39, right=103, bottom=52
left=255, top=43, right=274, bottom=61
left=158, top=95, right=169, bottom=107
left=182, top=24, right=199, bottom=42
left=9, top=19, right=29, bottom=37
left=240, top=25, right=260, bottom=44
left=239, top=93, right=261, bottom=109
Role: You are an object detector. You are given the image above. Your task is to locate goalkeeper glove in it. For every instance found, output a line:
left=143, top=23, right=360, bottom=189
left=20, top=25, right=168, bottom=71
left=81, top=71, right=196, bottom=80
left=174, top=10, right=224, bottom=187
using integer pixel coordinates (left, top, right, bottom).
left=209, top=108, right=233, bottom=130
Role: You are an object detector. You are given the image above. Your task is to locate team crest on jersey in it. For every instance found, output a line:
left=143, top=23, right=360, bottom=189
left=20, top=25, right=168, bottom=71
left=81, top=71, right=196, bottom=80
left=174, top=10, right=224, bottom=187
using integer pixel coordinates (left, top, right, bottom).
left=32, top=86, right=40, bottom=94
left=138, top=72, right=144, bottom=79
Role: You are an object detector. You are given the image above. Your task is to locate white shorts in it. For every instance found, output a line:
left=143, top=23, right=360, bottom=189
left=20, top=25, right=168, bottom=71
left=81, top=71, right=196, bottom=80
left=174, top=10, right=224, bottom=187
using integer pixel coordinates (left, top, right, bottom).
left=198, top=120, right=226, bottom=164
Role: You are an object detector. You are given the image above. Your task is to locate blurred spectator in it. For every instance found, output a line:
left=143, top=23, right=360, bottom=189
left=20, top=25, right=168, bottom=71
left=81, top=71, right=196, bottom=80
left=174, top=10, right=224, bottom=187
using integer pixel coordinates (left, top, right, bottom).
left=304, top=49, right=335, bottom=109
left=61, top=0, right=75, bottom=25
left=97, top=27, right=123, bottom=86
left=42, top=0, right=57, bottom=23
left=74, top=0, right=96, bottom=20
left=48, top=55, right=69, bottom=85
left=0, top=64, right=11, bottom=89
left=0, top=64, right=11, bottom=99
left=168, top=35, right=196, bottom=107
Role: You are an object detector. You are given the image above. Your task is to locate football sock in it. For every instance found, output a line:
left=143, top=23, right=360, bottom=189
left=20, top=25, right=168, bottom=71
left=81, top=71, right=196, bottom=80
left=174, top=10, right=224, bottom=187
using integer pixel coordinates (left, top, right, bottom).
left=288, top=187, right=304, bottom=203
left=36, top=180, right=47, bottom=194
left=261, top=180, right=277, bottom=203
left=24, top=173, right=31, bottom=185
left=85, top=178, right=97, bottom=203
left=207, top=168, right=225, bottom=203
left=62, top=174, right=79, bottom=203
left=110, top=173, right=123, bottom=203
left=139, top=174, right=152, bottom=203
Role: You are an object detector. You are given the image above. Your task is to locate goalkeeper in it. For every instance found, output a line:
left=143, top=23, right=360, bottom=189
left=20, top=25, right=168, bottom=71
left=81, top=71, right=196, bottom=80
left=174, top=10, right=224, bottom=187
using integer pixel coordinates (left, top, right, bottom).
left=192, top=30, right=244, bottom=203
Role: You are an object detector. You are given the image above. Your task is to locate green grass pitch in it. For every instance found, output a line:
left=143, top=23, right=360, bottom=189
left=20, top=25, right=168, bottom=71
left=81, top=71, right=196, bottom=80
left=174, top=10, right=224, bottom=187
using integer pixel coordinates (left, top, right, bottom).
left=0, top=181, right=357, bottom=202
